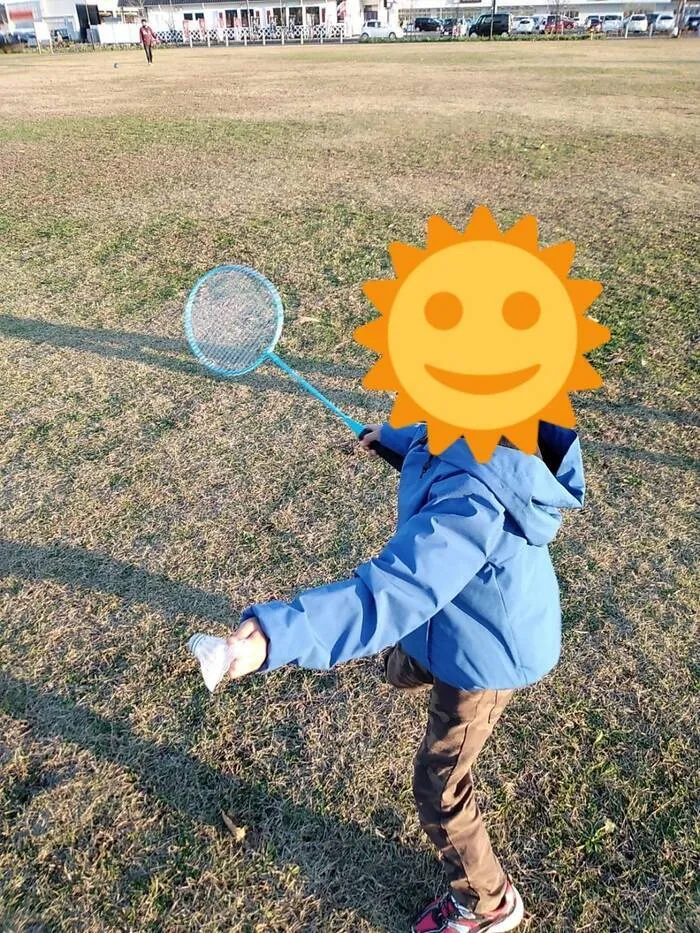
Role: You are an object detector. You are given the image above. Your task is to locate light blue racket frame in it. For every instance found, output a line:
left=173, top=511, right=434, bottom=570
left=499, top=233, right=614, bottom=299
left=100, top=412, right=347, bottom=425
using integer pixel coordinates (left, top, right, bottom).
left=184, top=264, right=365, bottom=436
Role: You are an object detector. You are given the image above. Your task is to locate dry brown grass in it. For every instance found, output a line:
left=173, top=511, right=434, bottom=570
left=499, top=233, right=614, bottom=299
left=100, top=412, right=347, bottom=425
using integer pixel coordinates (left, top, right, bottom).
left=1, top=39, right=699, bottom=933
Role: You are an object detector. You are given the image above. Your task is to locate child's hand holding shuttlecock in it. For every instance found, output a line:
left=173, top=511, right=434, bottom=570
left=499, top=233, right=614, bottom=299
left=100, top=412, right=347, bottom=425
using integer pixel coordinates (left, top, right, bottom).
left=188, top=619, right=269, bottom=692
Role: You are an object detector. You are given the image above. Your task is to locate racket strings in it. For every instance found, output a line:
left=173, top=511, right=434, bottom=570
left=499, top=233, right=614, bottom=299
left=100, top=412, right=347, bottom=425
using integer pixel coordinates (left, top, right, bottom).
left=187, top=268, right=282, bottom=375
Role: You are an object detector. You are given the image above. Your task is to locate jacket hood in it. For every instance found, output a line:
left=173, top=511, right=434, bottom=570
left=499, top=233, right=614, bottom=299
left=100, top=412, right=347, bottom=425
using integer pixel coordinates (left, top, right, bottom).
left=437, top=423, right=585, bottom=546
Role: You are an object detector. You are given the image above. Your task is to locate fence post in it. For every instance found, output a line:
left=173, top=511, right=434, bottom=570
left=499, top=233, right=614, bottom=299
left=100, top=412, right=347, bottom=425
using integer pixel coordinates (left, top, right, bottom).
left=189, top=32, right=193, bottom=47
left=244, top=29, right=247, bottom=45
left=262, top=28, right=266, bottom=44
left=207, top=30, right=211, bottom=46
left=281, top=27, right=285, bottom=43
left=225, top=28, right=229, bottom=45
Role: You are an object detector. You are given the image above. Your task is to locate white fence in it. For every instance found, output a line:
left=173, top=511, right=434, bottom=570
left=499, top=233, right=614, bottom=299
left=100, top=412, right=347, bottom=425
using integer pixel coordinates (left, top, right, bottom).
left=145, top=22, right=348, bottom=46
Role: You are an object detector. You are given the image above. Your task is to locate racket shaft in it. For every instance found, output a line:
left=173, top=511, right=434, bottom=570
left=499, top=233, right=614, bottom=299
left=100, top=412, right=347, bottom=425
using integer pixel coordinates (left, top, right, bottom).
left=266, top=352, right=402, bottom=471
left=267, top=351, right=364, bottom=434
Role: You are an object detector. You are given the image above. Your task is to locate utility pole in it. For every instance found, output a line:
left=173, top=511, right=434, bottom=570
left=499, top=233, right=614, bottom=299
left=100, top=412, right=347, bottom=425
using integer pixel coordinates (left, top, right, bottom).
left=675, top=0, right=686, bottom=32
left=489, top=0, right=496, bottom=38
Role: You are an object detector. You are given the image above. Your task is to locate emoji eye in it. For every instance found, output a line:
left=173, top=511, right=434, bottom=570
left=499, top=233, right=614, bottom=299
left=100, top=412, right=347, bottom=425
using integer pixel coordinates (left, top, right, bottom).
left=502, top=292, right=541, bottom=330
left=425, top=292, right=463, bottom=330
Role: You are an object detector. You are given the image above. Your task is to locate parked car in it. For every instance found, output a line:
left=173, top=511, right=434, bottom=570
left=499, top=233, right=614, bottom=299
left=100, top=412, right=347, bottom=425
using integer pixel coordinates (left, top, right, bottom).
left=532, top=14, right=547, bottom=32
left=359, top=19, right=403, bottom=39
left=51, top=27, right=72, bottom=43
left=584, top=14, right=602, bottom=31
left=602, top=13, right=623, bottom=32
left=514, top=16, right=535, bottom=33
left=544, top=13, right=576, bottom=33
left=442, top=17, right=470, bottom=35
left=11, top=28, right=36, bottom=45
left=623, top=13, right=648, bottom=32
left=683, top=14, right=700, bottom=30
left=0, top=31, right=23, bottom=50
left=468, top=13, right=511, bottom=36
left=647, top=12, right=675, bottom=31
left=413, top=16, right=443, bottom=32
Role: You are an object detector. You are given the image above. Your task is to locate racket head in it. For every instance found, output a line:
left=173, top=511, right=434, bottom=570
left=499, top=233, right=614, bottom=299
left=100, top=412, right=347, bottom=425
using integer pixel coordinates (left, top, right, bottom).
left=184, top=264, right=284, bottom=377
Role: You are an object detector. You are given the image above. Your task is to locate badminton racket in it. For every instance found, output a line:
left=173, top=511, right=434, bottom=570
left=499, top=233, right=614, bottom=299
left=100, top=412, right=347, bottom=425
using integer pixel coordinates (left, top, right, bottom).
left=183, top=265, right=403, bottom=470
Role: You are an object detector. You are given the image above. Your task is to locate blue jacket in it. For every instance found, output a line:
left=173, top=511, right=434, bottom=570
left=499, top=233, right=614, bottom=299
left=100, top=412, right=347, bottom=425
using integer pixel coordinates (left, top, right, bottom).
left=242, top=422, right=585, bottom=691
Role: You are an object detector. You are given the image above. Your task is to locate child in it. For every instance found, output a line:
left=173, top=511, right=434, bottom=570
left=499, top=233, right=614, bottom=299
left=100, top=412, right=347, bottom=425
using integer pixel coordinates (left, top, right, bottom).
left=228, top=421, right=585, bottom=932
left=139, top=18, right=157, bottom=64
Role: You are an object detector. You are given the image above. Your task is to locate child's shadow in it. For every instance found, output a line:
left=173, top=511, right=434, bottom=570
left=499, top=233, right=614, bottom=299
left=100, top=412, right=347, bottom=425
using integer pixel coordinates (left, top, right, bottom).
left=0, top=672, right=437, bottom=930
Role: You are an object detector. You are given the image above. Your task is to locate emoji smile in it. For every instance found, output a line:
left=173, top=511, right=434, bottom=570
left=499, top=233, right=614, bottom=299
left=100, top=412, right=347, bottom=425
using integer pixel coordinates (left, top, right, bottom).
left=425, top=363, right=541, bottom=395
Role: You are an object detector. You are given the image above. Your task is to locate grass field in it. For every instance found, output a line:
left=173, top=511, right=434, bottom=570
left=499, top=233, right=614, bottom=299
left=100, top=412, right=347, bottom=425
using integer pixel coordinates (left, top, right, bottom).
left=1, top=39, right=699, bottom=933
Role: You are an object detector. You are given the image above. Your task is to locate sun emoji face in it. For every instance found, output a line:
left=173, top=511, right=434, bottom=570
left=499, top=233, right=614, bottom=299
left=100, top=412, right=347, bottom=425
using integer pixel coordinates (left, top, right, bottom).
left=355, top=207, right=610, bottom=462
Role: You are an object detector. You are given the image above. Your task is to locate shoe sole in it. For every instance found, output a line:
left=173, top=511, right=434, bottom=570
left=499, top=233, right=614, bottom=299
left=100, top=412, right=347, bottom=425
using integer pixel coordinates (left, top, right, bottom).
left=410, top=886, right=525, bottom=933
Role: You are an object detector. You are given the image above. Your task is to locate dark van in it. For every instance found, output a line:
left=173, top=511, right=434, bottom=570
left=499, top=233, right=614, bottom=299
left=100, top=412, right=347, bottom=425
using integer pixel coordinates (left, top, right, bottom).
left=468, top=13, right=511, bottom=35
left=414, top=16, right=444, bottom=32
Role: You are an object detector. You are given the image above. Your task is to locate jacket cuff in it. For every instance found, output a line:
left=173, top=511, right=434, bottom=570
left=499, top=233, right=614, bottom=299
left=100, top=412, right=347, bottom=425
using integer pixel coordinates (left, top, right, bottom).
left=380, top=424, right=415, bottom=456
left=240, top=603, right=297, bottom=673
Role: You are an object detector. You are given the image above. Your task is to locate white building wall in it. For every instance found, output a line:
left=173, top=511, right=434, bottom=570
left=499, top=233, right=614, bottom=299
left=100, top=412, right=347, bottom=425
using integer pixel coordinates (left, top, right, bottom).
left=147, top=0, right=338, bottom=29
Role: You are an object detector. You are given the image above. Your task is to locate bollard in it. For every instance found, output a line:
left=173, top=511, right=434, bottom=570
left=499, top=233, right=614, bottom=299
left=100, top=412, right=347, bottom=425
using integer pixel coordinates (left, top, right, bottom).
left=262, top=29, right=266, bottom=44
left=281, top=28, right=285, bottom=43
left=225, top=29, right=229, bottom=45
left=207, top=30, right=210, bottom=46
left=244, top=30, right=247, bottom=45
left=189, top=32, right=193, bottom=47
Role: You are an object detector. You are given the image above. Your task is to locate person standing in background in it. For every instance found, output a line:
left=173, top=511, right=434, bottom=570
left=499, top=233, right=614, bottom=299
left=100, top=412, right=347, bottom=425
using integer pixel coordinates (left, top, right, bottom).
left=139, top=18, right=156, bottom=63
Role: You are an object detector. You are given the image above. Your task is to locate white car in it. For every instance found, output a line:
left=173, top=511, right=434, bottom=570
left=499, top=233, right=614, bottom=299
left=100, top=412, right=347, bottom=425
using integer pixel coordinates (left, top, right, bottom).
left=624, top=13, right=648, bottom=32
left=359, top=20, right=403, bottom=39
left=650, top=12, right=675, bottom=32
left=514, top=16, right=535, bottom=33
left=532, top=14, right=547, bottom=32
left=602, top=13, right=623, bottom=32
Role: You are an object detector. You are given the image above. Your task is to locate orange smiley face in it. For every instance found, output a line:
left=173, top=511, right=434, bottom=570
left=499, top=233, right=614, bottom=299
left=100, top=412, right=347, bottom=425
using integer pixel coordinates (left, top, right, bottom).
left=355, top=208, right=609, bottom=462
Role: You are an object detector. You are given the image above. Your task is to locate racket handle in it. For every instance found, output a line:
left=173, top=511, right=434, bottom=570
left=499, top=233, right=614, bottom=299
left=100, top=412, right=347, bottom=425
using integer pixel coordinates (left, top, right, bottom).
left=359, top=428, right=404, bottom=472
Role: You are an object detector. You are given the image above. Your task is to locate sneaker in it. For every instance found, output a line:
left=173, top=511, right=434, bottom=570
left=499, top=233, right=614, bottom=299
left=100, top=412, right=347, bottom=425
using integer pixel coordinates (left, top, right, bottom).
left=412, top=880, right=524, bottom=933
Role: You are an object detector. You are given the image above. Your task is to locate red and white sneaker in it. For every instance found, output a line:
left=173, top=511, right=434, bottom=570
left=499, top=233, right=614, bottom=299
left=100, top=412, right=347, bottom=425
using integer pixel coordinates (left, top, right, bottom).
left=412, top=880, right=524, bottom=933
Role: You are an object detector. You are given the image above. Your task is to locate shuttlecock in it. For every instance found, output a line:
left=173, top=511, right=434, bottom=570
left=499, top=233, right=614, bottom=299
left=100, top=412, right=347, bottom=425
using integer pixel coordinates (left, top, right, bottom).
left=188, top=633, right=237, bottom=693
left=113, top=62, right=119, bottom=68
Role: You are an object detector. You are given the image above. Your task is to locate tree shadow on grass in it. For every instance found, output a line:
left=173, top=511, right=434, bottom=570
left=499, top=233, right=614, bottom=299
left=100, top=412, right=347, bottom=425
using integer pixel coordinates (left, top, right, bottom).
left=0, top=536, right=434, bottom=924
left=0, top=538, right=234, bottom=625
left=0, top=671, right=436, bottom=930
left=0, top=313, right=389, bottom=420
left=2, top=313, right=697, bottom=452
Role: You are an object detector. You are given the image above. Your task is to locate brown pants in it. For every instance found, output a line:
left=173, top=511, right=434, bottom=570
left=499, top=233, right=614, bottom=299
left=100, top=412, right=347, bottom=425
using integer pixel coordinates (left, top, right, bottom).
left=143, top=42, right=153, bottom=63
left=386, top=646, right=513, bottom=913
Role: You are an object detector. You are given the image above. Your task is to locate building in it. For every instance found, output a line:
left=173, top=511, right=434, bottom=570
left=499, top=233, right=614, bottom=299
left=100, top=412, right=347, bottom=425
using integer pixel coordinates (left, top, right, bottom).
left=139, top=0, right=687, bottom=33
left=142, top=0, right=378, bottom=36
left=3, top=0, right=139, bottom=37
left=1, top=0, right=692, bottom=37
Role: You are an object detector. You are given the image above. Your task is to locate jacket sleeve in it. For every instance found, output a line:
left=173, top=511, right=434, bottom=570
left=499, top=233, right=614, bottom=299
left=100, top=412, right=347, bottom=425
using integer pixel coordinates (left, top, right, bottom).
left=241, top=487, right=504, bottom=672
left=379, top=423, right=422, bottom=457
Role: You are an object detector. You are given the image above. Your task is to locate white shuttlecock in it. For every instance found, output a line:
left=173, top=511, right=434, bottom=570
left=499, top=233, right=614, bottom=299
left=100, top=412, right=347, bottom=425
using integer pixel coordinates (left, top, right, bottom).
left=188, top=633, right=238, bottom=693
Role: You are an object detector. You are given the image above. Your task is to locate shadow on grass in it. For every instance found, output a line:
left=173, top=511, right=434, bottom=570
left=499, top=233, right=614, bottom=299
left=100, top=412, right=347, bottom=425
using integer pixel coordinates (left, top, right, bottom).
left=0, top=671, right=435, bottom=928
left=2, top=314, right=696, bottom=471
left=0, top=313, right=388, bottom=419
left=583, top=438, right=699, bottom=473
left=0, top=538, right=234, bottom=624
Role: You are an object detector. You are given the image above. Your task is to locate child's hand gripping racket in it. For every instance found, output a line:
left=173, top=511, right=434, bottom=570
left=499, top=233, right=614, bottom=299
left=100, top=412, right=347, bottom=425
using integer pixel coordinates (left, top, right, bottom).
left=183, top=265, right=403, bottom=470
